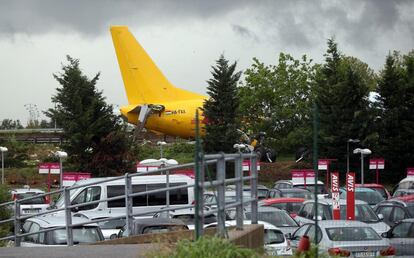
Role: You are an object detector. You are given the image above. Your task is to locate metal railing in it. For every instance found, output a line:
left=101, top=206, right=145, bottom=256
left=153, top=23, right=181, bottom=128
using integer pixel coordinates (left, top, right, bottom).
left=0, top=152, right=258, bottom=246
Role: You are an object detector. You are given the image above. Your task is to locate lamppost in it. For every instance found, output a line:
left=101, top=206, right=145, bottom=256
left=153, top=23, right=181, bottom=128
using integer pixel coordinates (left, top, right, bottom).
left=0, top=147, right=8, bottom=184
left=157, top=141, right=167, bottom=159
left=353, top=148, right=372, bottom=185
left=55, top=151, right=68, bottom=189
left=347, top=139, right=360, bottom=173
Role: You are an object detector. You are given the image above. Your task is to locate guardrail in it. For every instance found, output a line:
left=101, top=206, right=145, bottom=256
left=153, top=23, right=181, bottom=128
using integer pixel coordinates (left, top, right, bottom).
left=0, top=152, right=258, bottom=246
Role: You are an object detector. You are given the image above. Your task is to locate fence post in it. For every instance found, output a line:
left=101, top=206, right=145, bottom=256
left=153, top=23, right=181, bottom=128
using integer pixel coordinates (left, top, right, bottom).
left=235, top=153, right=243, bottom=230
left=14, top=201, right=21, bottom=247
left=250, top=154, right=258, bottom=224
left=217, top=152, right=226, bottom=238
left=124, top=173, right=133, bottom=237
left=166, top=169, right=170, bottom=218
left=64, top=187, right=73, bottom=246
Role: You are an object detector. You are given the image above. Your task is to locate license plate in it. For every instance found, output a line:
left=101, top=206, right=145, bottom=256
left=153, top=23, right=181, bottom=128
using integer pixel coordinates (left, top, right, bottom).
left=23, top=209, right=40, bottom=213
left=354, top=251, right=376, bottom=257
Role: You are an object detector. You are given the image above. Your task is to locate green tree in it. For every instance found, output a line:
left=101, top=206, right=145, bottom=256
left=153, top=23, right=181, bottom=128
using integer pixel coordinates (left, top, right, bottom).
left=0, top=119, right=23, bottom=130
left=315, top=39, right=374, bottom=164
left=238, top=53, right=316, bottom=153
left=46, top=56, right=130, bottom=176
left=377, top=51, right=414, bottom=181
left=203, top=55, right=241, bottom=153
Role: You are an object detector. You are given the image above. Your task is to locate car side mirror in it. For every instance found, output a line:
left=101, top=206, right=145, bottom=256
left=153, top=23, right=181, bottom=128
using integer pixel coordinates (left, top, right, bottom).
left=285, top=233, right=292, bottom=240
left=109, top=234, right=118, bottom=240
left=71, top=206, right=79, bottom=213
left=378, top=214, right=384, bottom=221
left=381, top=231, right=391, bottom=238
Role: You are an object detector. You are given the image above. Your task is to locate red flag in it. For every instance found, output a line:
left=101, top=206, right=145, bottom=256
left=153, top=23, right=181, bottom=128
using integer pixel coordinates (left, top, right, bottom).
left=346, top=172, right=355, bottom=220
left=331, top=172, right=340, bottom=220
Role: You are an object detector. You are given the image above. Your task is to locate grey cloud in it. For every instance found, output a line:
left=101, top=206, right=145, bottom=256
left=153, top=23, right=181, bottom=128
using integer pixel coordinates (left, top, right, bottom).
left=232, top=24, right=259, bottom=42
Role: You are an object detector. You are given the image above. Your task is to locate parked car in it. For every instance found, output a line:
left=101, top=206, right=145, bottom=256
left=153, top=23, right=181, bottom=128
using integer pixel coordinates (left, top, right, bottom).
left=289, top=220, right=395, bottom=257
left=11, top=188, right=49, bottom=215
left=267, top=188, right=312, bottom=200
left=356, top=184, right=391, bottom=200
left=381, top=218, right=414, bottom=256
left=225, top=184, right=269, bottom=200
left=374, top=195, right=414, bottom=226
left=73, top=211, right=127, bottom=240
left=20, top=215, right=104, bottom=246
left=273, top=179, right=329, bottom=198
left=153, top=208, right=217, bottom=229
left=117, top=218, right=188, bottom=238
left=205, top=220, right=292, bottom=256
left=392, top=177, right=414, bottom=195
left=294, top=199, right=390, bottom=234
left=52, top=175, right=194, bottom=218
left=259, top=197, right=305, bottom=218
left=340, top=187, right=385, bottom=207
left=244, top=206, right=299, bottom=235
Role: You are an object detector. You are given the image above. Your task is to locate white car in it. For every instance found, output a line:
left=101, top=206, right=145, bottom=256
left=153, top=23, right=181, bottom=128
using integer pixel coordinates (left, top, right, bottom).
left=20, top=215, right=104, bottom=246
left=205, top=220, right=292, bottom=256
left=11, top=188, right=49, bottom=215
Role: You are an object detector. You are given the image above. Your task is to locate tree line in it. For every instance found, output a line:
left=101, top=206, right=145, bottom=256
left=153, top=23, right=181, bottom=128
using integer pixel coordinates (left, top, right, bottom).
left=2, top=38, right=413, bottom=184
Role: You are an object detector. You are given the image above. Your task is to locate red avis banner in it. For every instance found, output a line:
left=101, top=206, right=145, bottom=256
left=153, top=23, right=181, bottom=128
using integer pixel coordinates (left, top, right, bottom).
left=331, top=172, right=340, bottom=220
left=346, top=172, right=355, bottom=220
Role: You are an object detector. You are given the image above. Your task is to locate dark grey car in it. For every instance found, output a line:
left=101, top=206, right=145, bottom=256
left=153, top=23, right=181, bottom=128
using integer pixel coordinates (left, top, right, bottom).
left=382, top=218, right=414, bottom=256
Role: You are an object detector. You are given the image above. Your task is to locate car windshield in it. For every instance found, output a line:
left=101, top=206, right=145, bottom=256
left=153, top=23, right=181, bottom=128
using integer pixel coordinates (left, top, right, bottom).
left=294, top=185, right=327, bottom=194
left=355, top=191, right=385, bottom=205
left=246, top=211, right=298, bottom=227
left=264, top=229, right=285, bottom=244
left=52, top=227, right=102, bottom=244
left=326, top=227, right=381, bottom=241
left=406, top=204, right=414, bottom=217
left=270, top=202, right=303, bottom=214
left=283, top=191, right=312, bottom=199
left=16, top=193, right=46, bottom=205
left=370, top=188, right=388, bottom=199
left=98, top=219, right=125, bottom=229
left=339, top=204, right=379, bottom=222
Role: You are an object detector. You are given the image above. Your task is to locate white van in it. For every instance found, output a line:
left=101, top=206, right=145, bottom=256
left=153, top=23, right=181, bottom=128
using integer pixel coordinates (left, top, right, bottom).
left=53, top=175, right=194, bottom=217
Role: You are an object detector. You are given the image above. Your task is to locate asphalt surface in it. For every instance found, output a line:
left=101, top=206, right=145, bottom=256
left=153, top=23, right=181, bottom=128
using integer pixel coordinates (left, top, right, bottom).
left=0, top=244, right=160, bottom=258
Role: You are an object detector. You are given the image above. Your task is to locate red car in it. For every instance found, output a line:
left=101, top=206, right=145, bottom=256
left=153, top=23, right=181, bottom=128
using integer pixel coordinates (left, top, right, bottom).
left=356, top=183, right=391, bottom=200
left=259, top=197, right=305, bottom=218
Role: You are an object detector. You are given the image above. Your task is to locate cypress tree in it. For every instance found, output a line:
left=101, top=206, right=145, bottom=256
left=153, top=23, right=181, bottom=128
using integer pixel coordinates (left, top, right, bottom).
left=203, top=55, right=241, bottom=153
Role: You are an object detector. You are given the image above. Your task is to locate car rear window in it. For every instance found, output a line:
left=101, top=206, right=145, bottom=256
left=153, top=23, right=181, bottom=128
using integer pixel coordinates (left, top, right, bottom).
left=326, top=227, right=381, bottom=241
left=264, top=229, right=285, bottom=244
left=52, top=227, right=102, bottom=244
left=16, top=193, right=46, bottom=205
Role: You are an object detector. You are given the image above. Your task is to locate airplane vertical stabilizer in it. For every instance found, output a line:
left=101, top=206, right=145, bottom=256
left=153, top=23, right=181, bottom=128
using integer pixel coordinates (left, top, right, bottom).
left=110, top=26, right=204, bottom=105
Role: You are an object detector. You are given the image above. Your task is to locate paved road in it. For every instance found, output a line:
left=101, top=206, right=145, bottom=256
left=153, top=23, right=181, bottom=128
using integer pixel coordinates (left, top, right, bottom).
left=0, top=244, right=159, bottom=258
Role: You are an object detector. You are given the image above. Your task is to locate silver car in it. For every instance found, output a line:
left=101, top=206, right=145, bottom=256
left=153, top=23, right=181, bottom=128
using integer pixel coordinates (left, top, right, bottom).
left=290, top=220, right=395, bottom=257
left=295, top=199, right=390, bottom=234
left=381, top=218, right=414, bottom=256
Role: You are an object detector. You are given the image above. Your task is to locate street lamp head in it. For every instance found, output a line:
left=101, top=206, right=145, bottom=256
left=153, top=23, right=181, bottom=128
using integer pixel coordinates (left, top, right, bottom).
left=157, top=141, right=167, bottom=146
left=353, top=148, right=372, bottom=155
left=348, top=139, right=360, bottom=143
left=233, top=143, right=247, bottom=150
left=0, top=147, right=8, bottom=152
left=55, top=151, right=68, bottom=159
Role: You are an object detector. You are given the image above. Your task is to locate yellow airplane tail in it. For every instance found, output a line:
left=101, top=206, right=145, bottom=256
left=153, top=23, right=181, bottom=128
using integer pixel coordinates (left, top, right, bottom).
left=110, top=26, right=204, bottom=105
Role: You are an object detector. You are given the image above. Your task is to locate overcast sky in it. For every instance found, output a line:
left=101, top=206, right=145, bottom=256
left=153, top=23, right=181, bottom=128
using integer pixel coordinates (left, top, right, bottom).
left=1, top=0, right=413, bottom=125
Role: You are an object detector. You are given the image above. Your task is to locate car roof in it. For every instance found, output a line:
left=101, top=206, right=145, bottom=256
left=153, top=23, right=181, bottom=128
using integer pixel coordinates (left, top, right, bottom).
left=304, top=199, right=367, bottom=205
left=399, top=218, right=414, bottom=223
left=355, top=183, right=385, bottom=188
left=27, top=215, right=93, bottom=228
left=275, top=179, right=325, bottom=185
left=315, top=220, right=369, bottom=228
left=280, top=188, right=311, bottom=193
left=398, top=177, right=414, bottom=184
left=72, top=174, right=192, bottom=187
left=395, top=194, right=414, bottom=203
left=262, top=197, right=305, bottom=204
left=208, top=220, right=282, bottom=231
left=12, top=188, right=44, bottom=193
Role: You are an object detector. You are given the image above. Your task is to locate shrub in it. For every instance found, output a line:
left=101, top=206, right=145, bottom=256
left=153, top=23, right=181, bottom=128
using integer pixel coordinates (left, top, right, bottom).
left=0, top=184, right=12, bottom=246
left=148, top=236, right=259, bottom=258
